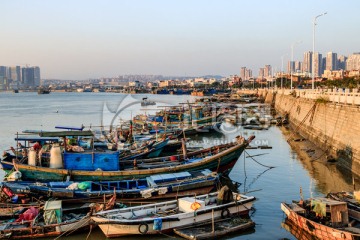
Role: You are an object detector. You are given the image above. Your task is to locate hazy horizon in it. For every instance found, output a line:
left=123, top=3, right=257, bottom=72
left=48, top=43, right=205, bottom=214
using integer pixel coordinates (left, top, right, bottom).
left=1, top=0, right=359, bottom=80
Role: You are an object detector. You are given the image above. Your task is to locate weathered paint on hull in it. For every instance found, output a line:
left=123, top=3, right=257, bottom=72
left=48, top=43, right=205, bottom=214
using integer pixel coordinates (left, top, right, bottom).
left=120, top=186, right=214, bottom=202
left=94, top=202, right=253, bottom=238
left=145, top=148, right=163, bottom=158
left=281, top=203, right=357, bottom=240
left=8, top=142, right=247, bottom=181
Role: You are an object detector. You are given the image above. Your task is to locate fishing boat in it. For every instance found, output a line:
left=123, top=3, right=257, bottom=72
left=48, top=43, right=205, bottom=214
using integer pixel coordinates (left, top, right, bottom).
left=141, top=97, right=156, bottom=106
left=281, top=197, right=360, bottom=240
left=327, top=191, right=360, bottom=222
left=2, top=169, right=218, bottom=202
left=37, top=87, right=50, bottom=94
left=119, top=137, right=169, bottom=160
left=281, top=218, right=318, bottom=240
left=119, top=141, right=238, bottom=169
left=173, top=217, right=255, bottom=240
left=0, top=200, right=90, bottom=239
left=91, top=188, right=256, bottom=238
left=1, top=135, right=253, bottom=182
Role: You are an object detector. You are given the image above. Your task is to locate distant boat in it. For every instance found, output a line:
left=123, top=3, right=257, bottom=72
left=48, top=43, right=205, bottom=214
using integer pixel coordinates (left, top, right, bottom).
left=141, top=97, right=156, bottom=106
left=38, top=87, right=51, bottom=94
left=13, top=89, right=19, bottom=93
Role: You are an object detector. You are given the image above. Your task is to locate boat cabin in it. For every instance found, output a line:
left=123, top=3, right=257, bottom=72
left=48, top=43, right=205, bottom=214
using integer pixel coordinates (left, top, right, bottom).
left=310, top=197, right=349, bottom=228
left=44, top=200, right=62, bottom=225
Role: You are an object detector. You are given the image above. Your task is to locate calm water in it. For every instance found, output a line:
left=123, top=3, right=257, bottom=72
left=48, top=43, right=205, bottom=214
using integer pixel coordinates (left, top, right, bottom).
left=0, top=91, right=355, bottom=240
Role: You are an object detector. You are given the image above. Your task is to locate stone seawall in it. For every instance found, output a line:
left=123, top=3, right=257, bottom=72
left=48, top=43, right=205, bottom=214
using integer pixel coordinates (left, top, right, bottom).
left=274, top=93, right=360, bottom=176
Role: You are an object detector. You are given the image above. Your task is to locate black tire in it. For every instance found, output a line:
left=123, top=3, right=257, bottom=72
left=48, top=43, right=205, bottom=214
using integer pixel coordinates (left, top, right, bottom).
left=221, top=208, right=230, bottom=219
left=138, top=223, right=149, bottom=234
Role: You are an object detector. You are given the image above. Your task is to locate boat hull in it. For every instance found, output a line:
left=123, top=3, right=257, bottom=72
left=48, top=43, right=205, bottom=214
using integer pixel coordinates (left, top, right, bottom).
left=281, top=202, right=357, bottom=240
left=0, top=217, right=89, bottom=239
left=173, top=218, right=255, bottom=240
left=5, top=141, right=248, bottom=181
left=92, top=193, right=255, bottom=238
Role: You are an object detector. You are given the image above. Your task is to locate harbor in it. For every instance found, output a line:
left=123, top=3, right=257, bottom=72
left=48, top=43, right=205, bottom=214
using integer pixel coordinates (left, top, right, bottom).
left=0, top=91, right=358, bottom=239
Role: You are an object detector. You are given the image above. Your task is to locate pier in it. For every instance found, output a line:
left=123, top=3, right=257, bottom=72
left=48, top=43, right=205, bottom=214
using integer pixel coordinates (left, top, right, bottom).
left=239, top=88, right=360, bottom=177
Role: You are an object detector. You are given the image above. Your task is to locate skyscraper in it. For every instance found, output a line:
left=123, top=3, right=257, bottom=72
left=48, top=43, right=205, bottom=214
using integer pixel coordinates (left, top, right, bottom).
left=326, top=52, right=338, bottom=70
left=295, top=61, right=302, bottom=72
left=34, top=67, right=40, bottom=86
left=313, top=52, right=323, bottom=77
left=287, top=61, right=295, bottom=74
left=9, top=66, right=21, bottom=82
left=258, top=68, right=265, bottom=79
left=0, top=66, right=7, bottom=78
left=346, top=53, right=360, bottom=71
left=245, top=69, right=252, bottom=80
left=302, top=51, right=312, bottom=73
left=264, top=65, right=271, bottom=78
left=22, top=66, right=41, bottom=87
left=240, top=67, right=246, bottom=80
left=338, top=55, right=347, bottom=70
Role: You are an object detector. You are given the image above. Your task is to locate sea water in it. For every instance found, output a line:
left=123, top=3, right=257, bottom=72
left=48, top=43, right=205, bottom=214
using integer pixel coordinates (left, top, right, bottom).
left=0, top=91, right=355, bottom=240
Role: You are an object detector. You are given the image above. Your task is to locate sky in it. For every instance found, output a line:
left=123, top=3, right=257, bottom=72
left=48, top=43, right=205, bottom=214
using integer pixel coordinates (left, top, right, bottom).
left=0, top=0, right=359, bottom=80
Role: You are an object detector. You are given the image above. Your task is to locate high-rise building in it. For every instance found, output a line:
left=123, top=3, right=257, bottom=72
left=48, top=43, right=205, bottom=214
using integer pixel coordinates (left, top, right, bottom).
left=313, top=52, right=323, bottom=77
left=302, top=51, right=312, bottom=73
left=258, top=68, right=265, bottom=79
left=326, top=52, right=338, bottom=71
left=34, top=67, right=40, bottom=86
left=0, top=66, right=8, bottom=78
left=287, top=61, right=295, bottom=74
left=346, top=53, right=360, bottom=71
left=9, top=66, right=21, bottom=82
left=245, top=69, right=252, bottom=80
left=295, top=61, right=302, bottom=72
left=240, top=67, right=246, bottom=80
left=338, top=55, right=347, bottom=70
left=264, top=65, right=271, bottom=78
left=322, top=57, right=326, bottom=73
left=22, top=67, right=32, bottom=87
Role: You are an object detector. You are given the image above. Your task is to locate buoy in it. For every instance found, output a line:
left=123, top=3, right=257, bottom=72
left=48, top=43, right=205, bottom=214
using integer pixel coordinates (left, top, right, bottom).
left=50, top=144, right=63, bottom=169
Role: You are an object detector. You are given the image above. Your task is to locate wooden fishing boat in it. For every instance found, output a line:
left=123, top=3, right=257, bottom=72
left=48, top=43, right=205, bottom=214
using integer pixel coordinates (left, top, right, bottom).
left=281, top=218, right=318, bottom=240
left=173, top=217, right=255, bottom=240
left=91, top=189, right=256, bottom=238
left=119, top=140, right=247, bottom=169
left=327, top=192, right=360, bottom=222
left=140, top=97, right=156, bottom=106
left=2, top=169, right=218, bottom=202
left=281, top=197, right=360, bottom=240
left=119, top=138, right=169, bottom=160
left=0, top=200, right=90, bottom=239
left=1, top=136, right=253, bottom=181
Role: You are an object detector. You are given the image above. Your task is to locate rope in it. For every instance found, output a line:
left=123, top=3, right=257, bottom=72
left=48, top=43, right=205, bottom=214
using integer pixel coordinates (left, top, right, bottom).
left=244, top=150, right=274, bottom=169
left=287, top=103, right=317, bottom=142
left=215, top=157, right=221, bottom=173
left=52, top=215, right=91, bottom=240
left=85, top=224, right=93, bottom=240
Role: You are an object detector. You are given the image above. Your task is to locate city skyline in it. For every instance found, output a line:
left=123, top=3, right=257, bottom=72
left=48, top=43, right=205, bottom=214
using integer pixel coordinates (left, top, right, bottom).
left=1, top=0, right=359, bottom=80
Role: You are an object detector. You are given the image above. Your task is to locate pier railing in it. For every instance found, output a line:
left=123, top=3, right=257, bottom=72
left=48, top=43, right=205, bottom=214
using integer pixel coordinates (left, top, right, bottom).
left=255, top=88, right=360, bottom=105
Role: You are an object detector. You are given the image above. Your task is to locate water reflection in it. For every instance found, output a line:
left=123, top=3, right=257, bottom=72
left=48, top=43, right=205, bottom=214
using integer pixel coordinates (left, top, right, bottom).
left=0, top=92, right=359, bottom=239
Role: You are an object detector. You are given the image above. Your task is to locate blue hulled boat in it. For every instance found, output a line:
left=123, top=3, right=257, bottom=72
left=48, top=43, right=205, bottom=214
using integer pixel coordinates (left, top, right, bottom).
left=2, top=169, right=218, bottom=202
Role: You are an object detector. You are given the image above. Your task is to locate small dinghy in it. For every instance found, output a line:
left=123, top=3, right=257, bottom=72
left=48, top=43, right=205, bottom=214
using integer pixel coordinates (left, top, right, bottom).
left=173, top=217, right=255, bottom=240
